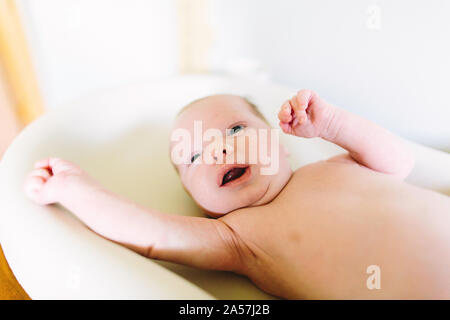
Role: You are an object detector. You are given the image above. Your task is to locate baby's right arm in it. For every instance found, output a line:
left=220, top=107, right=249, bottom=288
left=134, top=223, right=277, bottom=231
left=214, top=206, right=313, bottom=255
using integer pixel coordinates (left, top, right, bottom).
left=24, top=158, right=246, bottom=273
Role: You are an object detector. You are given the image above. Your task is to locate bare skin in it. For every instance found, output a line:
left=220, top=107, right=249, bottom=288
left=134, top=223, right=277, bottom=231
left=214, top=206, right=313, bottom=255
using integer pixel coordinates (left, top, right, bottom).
left=24, top=91, right=450, bottom=299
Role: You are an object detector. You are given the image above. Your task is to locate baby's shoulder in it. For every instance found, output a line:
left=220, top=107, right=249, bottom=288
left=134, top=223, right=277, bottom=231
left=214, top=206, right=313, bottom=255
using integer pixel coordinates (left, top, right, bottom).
left=293, top=155, right=362, bottom=177
left=280, top=158, right=368, bottom=198
left=290, top=159, right=337, bottom=179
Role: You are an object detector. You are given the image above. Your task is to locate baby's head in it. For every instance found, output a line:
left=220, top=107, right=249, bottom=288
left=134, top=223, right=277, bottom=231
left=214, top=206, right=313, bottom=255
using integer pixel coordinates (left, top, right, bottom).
left=170, top=94, right=292, bottom=217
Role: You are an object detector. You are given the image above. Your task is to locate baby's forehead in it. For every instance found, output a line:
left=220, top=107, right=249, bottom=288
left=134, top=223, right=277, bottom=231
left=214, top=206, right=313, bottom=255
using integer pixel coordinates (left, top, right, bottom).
left=173, top=95, right=254, bottom=130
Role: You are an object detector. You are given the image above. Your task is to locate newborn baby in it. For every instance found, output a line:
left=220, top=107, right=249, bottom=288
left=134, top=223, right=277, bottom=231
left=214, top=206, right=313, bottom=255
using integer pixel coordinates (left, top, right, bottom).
left=24, top=90, right=450, bottom=299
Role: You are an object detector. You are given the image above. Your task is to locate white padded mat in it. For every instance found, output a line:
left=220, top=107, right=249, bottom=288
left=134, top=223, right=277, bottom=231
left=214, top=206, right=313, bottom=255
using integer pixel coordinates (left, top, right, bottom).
left=0, top=75, right=448, bottom=299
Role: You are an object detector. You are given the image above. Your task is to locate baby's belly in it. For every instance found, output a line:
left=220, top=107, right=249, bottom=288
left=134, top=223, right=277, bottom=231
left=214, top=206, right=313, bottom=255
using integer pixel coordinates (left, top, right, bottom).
left=244, top=162, right=450, bottom=299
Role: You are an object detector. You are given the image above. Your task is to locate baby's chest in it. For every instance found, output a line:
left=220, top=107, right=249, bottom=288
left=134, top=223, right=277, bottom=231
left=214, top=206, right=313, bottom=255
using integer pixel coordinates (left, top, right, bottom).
left=244, top=168, right=389, bottom=249
left=277, top=161, right=391, bottom=206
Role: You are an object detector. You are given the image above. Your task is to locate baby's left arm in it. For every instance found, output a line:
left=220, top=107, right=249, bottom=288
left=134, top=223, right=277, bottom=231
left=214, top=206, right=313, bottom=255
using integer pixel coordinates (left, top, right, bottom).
left=278, top=90, right=415, bottom=179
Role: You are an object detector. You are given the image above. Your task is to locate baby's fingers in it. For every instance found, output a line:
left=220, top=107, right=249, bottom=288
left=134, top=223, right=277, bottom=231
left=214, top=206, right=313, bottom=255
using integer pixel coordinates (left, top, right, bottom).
left=24, top=174, right=46, bottom=203
left=24, top=169, right=59, bottom=205
left=295, top=89, right=314, bottom=111
left=287, top=95, right=307, bottom=125
left=278, top=100, right=293, bottom=123
left=287, top=99, right=306, bottom=126
left=24, top=168, right=51, bottom=197
left=29, top=168, right=52, bottom=180
left=34, top=157, right=77, bottom=175
left=34, top=157, right=56, bottom=169
left=278, top=121, right=292, bottom=134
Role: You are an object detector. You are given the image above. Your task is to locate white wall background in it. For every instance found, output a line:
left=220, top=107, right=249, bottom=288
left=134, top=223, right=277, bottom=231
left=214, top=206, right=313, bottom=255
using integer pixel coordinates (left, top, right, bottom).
left=18, top=0, right=178, bottom=108
left=18, top=0, right=450, bottom=150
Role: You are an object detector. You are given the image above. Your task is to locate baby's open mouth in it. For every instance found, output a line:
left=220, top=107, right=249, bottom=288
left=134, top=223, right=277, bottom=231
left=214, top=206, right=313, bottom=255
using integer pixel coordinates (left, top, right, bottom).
left=219, top=165, right=251, bottom=187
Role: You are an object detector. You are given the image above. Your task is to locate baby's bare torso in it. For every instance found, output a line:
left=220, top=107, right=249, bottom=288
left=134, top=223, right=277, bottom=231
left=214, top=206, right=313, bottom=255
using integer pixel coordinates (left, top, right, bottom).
left=221, top=160, right=450, bottom=299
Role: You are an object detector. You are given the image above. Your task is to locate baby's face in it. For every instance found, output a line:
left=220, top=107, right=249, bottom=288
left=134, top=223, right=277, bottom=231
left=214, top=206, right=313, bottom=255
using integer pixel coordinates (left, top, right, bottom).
left=170, top=95, right=292, bottom=217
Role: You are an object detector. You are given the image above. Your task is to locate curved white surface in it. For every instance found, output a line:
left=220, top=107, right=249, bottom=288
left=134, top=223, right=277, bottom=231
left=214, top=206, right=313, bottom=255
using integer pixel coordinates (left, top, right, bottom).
left=0, top=75, right=449, bottom=299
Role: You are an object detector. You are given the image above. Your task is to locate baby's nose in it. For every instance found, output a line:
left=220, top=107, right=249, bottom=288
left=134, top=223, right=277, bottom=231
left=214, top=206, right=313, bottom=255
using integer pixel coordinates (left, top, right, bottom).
left=208, top=140, right=233, bottom=163
left=213, top=149, right=226, bottom=161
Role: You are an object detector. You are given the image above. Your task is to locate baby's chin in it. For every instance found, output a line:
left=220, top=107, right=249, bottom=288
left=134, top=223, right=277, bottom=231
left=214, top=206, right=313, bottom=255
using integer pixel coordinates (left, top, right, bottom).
left=191, top=160, right=293, bottom=217
left=196, top=179, right=275, bottom=217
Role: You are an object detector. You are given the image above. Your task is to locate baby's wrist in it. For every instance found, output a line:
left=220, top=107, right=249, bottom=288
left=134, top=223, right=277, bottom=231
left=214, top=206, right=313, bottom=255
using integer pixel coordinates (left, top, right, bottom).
left=319, top=105, right=342, bottom=141
left=56, top=173, right=100, bottom=205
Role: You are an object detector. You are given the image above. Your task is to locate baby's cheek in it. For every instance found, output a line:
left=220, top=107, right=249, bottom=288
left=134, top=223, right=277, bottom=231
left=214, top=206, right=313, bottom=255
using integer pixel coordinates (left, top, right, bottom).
left=189, top=179, right=215, bottom=205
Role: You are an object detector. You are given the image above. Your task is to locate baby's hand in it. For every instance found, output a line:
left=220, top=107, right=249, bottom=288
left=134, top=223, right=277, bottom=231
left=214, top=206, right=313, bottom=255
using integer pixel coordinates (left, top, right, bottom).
left=24, top=158, right=89, bottom=205
left=278, top=89, right=335, bottom=138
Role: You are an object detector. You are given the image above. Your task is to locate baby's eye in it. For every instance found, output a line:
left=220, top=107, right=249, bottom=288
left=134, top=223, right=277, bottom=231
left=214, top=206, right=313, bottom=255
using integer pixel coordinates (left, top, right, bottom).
left=191, top=153, right=200, bottom=164
left=228, top=124, right=245, bottom=135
